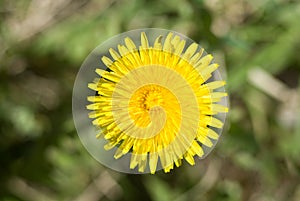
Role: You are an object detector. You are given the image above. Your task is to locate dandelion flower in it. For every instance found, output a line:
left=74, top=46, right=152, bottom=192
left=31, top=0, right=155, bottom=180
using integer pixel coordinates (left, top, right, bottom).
left=74, top=29, right=228, bottom=174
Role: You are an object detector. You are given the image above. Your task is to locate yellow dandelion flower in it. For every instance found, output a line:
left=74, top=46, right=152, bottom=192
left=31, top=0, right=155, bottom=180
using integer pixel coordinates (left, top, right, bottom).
left=75, top=29, right=228, bottom=174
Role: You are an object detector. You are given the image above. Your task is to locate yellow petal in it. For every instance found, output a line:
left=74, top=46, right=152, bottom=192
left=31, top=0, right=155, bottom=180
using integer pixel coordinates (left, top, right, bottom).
left=125, top=37, right=137, bottom=51
left=182, top=43, right=198, bottom=60
left=140, top=32, right=149, bottom=49
left=109, top=48, right=121, bottom=60
left=154, top=35, right=163, bottom=50
left=163, top=32, right=173, bottom=52
left=101, top=56, right=113, bottom=67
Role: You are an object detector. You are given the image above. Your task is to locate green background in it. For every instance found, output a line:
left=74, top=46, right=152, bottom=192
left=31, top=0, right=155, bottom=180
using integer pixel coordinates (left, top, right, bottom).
left=1, top=0, right=300, bottom=200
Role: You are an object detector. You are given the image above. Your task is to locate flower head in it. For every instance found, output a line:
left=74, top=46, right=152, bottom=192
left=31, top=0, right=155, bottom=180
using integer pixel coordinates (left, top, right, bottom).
left=86, top=30, right=228, bottom=174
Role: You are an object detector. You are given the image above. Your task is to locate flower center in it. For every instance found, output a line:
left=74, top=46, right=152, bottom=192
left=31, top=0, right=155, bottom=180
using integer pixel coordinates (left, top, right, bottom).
left=129, top=84, right=171, bottom=128
left=137, top=85, right=164, bottom=110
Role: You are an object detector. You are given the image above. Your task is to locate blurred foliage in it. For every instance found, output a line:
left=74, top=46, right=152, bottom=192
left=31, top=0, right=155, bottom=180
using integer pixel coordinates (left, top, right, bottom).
left=1, top=0, right=300, bottom=201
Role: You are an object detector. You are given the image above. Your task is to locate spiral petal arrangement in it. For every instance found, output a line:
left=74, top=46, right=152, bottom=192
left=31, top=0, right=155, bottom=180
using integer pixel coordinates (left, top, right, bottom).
left=87, top=31, right=228, bottom=174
